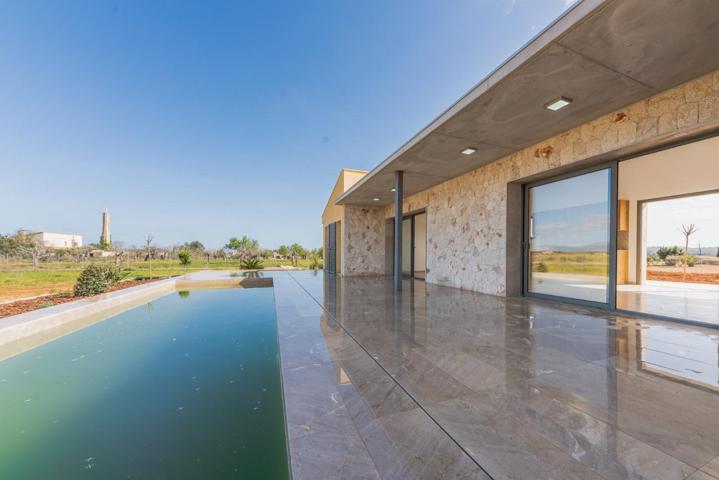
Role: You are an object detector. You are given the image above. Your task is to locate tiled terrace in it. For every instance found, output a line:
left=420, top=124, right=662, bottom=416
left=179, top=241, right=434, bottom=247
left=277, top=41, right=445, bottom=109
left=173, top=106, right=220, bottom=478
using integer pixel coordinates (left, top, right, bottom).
left=272, top=271, right=719, bottom=480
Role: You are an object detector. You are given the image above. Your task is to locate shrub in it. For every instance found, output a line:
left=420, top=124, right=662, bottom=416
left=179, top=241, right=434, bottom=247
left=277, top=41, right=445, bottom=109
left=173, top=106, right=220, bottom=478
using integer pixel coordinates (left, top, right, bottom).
left=178, top=250, right=191, bottom=266
left=240, top=258, right=264, bottom=269
left=535, top=262, right=548, bottom=272
left=74, top=264, right=123, bottom=296
left=686, top=255, right=697, bottom=267
left=656, top=246, right=683, bottom=260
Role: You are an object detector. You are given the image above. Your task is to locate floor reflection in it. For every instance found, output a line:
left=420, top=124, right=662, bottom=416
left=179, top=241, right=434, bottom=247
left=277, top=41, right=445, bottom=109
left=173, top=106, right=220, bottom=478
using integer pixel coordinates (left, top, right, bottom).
left=293, top=271, right=719, bottom=480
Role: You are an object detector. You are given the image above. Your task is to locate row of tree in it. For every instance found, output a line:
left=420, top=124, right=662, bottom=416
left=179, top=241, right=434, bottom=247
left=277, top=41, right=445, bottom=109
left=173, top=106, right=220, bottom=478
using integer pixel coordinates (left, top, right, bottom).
left=0, top=229, right=322, bottom=269
left=223, top=236, right=322, bottom=266
left=0, top=231, right=45, bottom=267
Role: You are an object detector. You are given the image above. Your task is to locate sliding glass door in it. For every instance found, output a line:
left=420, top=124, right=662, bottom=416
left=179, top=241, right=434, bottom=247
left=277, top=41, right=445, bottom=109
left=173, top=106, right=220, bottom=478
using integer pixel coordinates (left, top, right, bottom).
left=526, top=168, right=613, bottom=305
left=394, top=211, right=428, bottom=279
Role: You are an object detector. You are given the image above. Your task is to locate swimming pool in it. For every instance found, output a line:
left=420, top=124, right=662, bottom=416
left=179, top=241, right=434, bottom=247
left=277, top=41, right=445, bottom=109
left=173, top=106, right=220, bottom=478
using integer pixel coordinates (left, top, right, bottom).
left=0, top=287, right=289, bottom=479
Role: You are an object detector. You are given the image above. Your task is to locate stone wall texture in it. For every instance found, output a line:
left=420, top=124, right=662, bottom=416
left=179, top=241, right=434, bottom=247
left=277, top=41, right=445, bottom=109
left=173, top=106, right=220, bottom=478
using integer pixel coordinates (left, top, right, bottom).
left=352, top=70, right=719, bottom=294
left=342, top=205, right=386, bottom=275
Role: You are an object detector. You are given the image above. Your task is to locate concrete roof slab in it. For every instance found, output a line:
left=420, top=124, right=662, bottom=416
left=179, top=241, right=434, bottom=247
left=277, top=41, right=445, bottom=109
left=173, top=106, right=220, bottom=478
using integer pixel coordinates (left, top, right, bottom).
left=558, top=0, right=719, bottom=90
left=436, top=44, right=652, bottom=149
left=337, top=0, right=719, bottom=206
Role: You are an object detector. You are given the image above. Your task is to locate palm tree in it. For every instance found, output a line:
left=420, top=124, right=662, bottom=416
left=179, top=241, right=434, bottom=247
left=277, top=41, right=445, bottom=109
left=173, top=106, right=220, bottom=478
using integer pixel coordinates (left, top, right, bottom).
left=681, top=224, right=698, bottom=281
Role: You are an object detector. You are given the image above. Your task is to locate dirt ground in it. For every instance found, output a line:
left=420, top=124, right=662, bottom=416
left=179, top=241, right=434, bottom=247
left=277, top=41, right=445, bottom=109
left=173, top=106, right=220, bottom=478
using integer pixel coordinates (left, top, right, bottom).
left=0, top=278, right=162, bottom=318
left=0, top=282, right=76, bottom=304
left=647, top=265, right=719, bottom=285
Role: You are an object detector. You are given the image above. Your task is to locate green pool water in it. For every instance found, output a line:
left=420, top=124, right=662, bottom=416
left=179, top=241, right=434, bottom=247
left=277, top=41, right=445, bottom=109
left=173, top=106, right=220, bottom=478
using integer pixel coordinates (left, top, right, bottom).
left=0, top=288, right=289, bottom=479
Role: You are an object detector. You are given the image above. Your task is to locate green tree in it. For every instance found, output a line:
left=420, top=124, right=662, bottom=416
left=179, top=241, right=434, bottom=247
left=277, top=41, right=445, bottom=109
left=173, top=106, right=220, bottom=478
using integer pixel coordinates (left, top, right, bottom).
left=98, top=238, right=111, bottom=251
left=289, top=243, right=306, bottom=266
left=12, top=230, right=44, bottom=268
left=225, top=235, right=260, bottom=262
left=0, top=234, right=13, bottom=257
left=178, top=250, right=191, bottom=266
left=277, top=245, right=289, bottom=257
left=184, top=240, right=205, bottom=252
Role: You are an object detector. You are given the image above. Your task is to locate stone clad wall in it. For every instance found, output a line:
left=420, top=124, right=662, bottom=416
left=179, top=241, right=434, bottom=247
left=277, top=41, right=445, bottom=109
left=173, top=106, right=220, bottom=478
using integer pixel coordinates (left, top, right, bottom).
left=342, top=205, right=385, bottom=275
left=351, top=70, right=719, bottom=293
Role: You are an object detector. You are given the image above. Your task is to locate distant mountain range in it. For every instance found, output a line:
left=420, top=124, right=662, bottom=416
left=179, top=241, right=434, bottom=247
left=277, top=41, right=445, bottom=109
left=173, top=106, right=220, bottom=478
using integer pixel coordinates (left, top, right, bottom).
left=537, top=242, right=609, bottom=252
left=534, top=245, right=719, bottom=255
left=647, top=246, right=719, bottom=256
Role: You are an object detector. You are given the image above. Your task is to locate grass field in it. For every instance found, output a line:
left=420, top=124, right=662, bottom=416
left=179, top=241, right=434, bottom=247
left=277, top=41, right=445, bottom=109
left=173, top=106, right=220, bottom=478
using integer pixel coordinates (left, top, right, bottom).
left=0, top=258, right=314, bottom=302
left=530, top=251, right=609, bottom=276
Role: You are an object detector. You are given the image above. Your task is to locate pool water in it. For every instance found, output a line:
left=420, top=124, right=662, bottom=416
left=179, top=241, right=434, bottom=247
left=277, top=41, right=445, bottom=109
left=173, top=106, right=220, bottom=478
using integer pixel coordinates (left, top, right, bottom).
left=0, top=288, right=289, bottom=479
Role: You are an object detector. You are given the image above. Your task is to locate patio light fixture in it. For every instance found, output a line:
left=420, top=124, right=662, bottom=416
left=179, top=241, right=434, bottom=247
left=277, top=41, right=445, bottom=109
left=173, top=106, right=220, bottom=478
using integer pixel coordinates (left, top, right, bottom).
left=372, top=197, right=380, bottom=201
left=544, top=96, right=572, bottom=111
left=461, top=147, right=477, bottom=155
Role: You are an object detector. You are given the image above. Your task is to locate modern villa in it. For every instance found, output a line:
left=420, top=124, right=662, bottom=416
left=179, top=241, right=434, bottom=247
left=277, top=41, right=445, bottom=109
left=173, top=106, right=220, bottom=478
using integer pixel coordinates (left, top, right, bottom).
left=323, top=0, right=719, bottom=326
left=4, top=1, right=719, bottom=479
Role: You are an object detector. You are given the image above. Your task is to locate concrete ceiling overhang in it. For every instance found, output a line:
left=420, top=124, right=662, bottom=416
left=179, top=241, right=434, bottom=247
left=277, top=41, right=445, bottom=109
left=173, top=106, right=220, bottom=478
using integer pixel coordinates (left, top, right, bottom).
left=336, top=0, right=719, bottom=206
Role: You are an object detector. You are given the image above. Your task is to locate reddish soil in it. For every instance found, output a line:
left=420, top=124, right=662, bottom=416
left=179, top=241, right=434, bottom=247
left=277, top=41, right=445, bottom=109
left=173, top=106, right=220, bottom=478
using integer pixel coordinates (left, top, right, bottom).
left=0, top=278, right=163, bottom=319
left=647, top=270, right=719, bottom=285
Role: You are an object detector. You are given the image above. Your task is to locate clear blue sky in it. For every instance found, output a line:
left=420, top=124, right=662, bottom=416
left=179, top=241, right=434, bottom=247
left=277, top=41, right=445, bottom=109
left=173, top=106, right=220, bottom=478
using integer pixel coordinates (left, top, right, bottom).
left=0, top=0, right=573, bottom=249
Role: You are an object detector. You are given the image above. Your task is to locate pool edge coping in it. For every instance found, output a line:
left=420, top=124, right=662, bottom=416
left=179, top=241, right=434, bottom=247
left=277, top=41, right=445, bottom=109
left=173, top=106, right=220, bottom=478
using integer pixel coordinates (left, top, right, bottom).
left=0, top=278, right=179, bottom=347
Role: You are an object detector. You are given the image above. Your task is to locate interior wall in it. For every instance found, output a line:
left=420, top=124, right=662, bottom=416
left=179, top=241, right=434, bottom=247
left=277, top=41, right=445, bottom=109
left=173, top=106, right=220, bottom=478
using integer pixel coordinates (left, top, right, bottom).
left=618, top=134, right=719, bottom=283
left=385, top=219, right=394, bottom=275
left=414, top=213, right=427, bottom=274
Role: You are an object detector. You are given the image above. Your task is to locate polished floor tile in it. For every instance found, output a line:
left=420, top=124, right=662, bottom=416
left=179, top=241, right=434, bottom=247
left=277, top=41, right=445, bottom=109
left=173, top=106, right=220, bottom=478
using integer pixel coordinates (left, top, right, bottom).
left=272, top=273, right=490, bottom=480
left=287, top=271, right=719, bottom=480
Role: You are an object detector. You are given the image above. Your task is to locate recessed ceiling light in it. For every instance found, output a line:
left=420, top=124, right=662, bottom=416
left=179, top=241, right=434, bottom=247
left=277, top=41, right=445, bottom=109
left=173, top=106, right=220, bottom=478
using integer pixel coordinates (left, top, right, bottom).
left=372, top=197, right=380, bottom=201
left=461, top=147, right=477, bottom=155
left=391, top=188, right=396, bottom=192
left=545, top=96, right=572, bottom=111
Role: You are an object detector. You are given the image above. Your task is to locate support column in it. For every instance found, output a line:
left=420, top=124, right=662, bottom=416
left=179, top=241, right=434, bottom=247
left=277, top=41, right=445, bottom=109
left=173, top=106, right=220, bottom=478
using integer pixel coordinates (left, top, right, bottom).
left=393, top=171, right=403, bottom=291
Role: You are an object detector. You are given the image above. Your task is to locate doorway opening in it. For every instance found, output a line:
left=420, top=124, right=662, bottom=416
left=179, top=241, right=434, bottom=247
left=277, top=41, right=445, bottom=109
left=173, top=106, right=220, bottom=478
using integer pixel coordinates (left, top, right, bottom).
left=616, top=191, right=719, bottom=323
left=615, top=136, right=719, bottom=325
left=388, top=211, right=427, bottom=280
left=325, top=221, right=341, bottom=274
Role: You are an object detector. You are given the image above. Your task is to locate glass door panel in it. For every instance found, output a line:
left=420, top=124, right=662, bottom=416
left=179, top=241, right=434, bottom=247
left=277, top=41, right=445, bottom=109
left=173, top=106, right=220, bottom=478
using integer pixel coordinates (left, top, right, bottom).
left=326, top=223, right=337, bottom=274
left=527, top=168, right=611, bottom=304
left=413, top=213, right=427, bottom=279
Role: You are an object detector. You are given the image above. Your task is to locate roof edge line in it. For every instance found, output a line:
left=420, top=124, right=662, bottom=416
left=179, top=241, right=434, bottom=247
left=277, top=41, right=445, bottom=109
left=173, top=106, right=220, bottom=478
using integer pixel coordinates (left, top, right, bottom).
left=335, top=0, right=609, bottom=205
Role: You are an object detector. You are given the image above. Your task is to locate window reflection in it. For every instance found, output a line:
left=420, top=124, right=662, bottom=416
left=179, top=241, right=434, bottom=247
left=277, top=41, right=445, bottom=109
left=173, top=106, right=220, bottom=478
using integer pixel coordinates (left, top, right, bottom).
left=527, top=169, right=611, bottom=303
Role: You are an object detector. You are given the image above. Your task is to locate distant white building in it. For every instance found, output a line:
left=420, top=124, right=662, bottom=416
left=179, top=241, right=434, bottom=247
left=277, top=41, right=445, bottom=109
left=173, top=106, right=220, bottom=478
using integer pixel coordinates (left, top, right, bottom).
left=31, top=232, right=83, bottom=249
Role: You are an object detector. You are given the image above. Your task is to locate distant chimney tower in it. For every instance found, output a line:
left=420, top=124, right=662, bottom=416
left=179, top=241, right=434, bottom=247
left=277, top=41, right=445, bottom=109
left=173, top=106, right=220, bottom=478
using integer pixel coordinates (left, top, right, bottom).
left=101, top=209, right=111, bottom=247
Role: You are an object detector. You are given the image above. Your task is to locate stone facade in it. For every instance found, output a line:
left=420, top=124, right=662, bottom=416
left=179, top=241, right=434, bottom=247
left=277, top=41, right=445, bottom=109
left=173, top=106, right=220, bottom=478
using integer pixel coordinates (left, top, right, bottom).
left=336, top=69, right=719, bottom=294
left=341, top=205, right=385, bottom=275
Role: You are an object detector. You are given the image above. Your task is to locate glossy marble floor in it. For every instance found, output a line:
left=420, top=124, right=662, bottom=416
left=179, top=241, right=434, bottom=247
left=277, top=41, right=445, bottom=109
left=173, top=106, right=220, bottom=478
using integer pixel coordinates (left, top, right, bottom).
left=273, top=271, right=719, bottom=480
left=617, top=280, right=719, bottom=326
